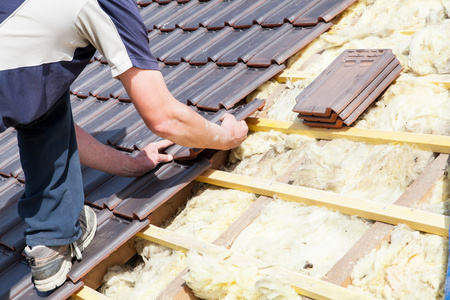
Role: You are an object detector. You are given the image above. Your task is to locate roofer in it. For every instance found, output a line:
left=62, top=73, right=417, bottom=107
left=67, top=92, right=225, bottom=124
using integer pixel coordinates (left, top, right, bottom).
left=0, top=0, right=248, bottom=292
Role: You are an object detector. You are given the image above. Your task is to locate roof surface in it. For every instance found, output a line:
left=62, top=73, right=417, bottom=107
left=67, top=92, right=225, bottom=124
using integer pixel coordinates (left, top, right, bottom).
left=0, top=0, right=356, bottom=298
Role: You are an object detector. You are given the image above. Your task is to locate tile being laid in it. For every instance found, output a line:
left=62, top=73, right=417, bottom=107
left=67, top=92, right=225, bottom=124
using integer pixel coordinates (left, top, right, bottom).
left=113, top=158, right=211, bottom=220
left=86, top=162, right=177, bottom=210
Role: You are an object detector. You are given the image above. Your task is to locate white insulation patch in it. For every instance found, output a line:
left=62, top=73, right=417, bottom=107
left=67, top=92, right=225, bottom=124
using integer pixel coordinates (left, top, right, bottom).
left=355, top=81, right=450, bottom=134
left=100, top=187, right=256, bottom=299
left=229, top=199, right=371, bottom=278
left=184, top=250, right=301, bottom=300
left=230, top=131, right=435, bottom=204
left=348, top=225, right=448, bottom=300
left=183, top=199, right=371, bottom=299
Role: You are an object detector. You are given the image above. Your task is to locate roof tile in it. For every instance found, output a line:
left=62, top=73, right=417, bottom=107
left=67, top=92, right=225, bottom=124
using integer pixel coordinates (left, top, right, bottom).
left=113, top=158, right=211, bottom=220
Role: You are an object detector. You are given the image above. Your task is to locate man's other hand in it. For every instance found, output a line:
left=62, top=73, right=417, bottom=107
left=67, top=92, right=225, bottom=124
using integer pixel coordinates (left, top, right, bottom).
left=131, top=140, right=174, bottom=176
left=218, top=113, right=249, bottom=150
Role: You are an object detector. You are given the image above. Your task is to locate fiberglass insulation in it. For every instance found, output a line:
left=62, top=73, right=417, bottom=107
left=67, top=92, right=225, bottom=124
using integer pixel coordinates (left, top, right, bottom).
left=100, top=187, right=256, bottom=299
left=348, top=225, right=448, bottom=299
left=229, top=131, right=435, bottom=204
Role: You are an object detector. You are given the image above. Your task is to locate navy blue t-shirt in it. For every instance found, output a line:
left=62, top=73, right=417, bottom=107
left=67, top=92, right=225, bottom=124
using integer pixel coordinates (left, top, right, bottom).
left=0, top=0, right=159, bottom=131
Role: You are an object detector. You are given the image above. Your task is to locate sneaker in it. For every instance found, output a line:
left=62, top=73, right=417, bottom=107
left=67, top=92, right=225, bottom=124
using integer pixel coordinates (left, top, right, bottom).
left=24, top=205, right=97, bottom=292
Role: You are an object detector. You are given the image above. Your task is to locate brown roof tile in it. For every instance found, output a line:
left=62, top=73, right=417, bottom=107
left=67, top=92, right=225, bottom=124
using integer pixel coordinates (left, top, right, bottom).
left=113, top=158, right=211, bottom=220
left=294, top=49, right=397, bottom=117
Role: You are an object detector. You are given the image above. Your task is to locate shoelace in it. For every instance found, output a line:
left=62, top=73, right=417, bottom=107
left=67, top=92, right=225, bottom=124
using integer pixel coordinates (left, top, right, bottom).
left=70, top=241, right=83, bottom=261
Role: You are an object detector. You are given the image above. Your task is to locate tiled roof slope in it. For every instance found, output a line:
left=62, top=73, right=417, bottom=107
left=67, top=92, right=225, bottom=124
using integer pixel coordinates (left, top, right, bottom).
left=0, top=0, right=356, bottom=298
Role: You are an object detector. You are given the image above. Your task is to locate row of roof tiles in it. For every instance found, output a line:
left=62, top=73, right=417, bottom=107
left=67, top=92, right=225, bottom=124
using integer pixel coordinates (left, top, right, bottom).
left=138, top=0, right=355, bottom=30
left=0, top=0, right=357, bottom=298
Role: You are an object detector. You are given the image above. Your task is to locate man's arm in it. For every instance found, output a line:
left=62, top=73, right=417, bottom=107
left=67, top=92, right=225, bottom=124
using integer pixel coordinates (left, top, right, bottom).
left=118, top=67, right=248, bottom=150
left=75, top=124, right=173, bottom=177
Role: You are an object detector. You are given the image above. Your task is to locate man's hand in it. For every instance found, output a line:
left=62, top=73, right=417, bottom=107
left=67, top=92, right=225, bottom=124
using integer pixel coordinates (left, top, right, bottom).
left=76, top=124, right=174, bottom=177
left=130, top=140, right=174, bottom=176
left=218, top=113, right=249, bottom=150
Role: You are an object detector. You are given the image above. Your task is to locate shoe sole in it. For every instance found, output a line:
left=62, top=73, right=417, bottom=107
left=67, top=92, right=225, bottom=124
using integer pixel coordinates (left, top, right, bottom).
left=33, top=257, right=72, bottom=292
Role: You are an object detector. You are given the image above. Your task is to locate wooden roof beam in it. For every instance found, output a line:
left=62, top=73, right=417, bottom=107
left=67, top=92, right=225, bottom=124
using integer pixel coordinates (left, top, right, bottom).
left=195, top=169, right=449, bottom=236
left=246, top=117, right=450, bottom=154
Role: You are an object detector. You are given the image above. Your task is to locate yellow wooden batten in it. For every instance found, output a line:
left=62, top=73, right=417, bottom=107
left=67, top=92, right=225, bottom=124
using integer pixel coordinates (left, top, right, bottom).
left=246, top=118, right=450, bottom=154
left=72, top=286, right=111, bottom=300
left=195, top=169, right=449, bottom=237
left=275, top=70, right=450, bottom=89
left=137, top=225, right=376, bottom=300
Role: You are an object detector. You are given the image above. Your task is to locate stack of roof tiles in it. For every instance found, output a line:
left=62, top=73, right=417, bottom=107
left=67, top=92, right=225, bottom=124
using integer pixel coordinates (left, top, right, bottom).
left=0, top=0, right=357, bottom=298
left=293, top=49, right=403, bottom=128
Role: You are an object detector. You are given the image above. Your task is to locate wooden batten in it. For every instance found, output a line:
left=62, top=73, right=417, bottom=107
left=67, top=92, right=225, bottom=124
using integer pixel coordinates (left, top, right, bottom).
left=72, top=286, right=111, bottom=300
left=196, top=169, right=449, bottom=236
left=246, top=118, right=450, bottom=154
